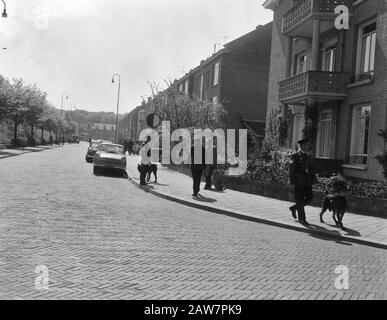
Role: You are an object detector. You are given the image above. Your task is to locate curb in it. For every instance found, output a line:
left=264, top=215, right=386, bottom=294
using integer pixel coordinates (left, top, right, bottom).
left=0, top=145, right=62, bottom=160
left=127, top=173, right=387, bottom=250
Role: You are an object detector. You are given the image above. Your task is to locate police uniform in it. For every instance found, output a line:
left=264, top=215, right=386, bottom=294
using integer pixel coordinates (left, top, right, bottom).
left=139, top=138, right=151, bottom=185
left=289, top=138, right=316, bottom=224
left=191, top=145, right=206, bottom=197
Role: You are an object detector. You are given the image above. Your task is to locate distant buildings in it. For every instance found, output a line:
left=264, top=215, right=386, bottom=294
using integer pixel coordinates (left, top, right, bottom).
left=90, top=122, right=117, bottom=142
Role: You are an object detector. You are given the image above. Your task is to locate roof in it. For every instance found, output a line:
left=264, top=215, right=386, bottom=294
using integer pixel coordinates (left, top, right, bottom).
left=241, top=119, right=266, bottom=137
left=263, top=0, right=280, bottom=10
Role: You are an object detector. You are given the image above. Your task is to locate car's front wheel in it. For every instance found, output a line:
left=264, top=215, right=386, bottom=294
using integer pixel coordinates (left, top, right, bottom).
left=93, top=166, right=100, bottom=175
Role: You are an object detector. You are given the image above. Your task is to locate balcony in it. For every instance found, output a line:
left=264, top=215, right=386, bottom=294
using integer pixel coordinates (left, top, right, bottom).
left=279, top=71, right=350, bottom=103
left=282, top=0, right=351, bottom=37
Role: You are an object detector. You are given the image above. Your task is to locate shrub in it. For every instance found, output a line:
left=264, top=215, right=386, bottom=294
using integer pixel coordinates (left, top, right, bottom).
left=349, top=181, right=387, bottom=199
left=243, top=149, right=292, bottom=185
left=314, top=174, right=352, bottom=193
left=241, top=158, right=387, bottom=199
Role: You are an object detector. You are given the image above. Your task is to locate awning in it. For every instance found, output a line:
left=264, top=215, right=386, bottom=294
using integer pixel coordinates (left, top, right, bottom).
left=241, top=119, right=265, bottom=138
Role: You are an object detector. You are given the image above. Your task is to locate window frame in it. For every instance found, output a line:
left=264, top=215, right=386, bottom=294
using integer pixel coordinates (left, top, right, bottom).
left=292, top=112, right=305, bottom=149
left=321, top=39, right=337, bottom=72
left=294, top=52, right=308, bottom=75
left=316, top=109, right=333, bottom=159
left=349, top=104, right=371, bottom=166
left=355, top=18, right=377, bottom=80
left=199, top=74, right=204, bottom=101
left=213, top=62, right=220, bottom=86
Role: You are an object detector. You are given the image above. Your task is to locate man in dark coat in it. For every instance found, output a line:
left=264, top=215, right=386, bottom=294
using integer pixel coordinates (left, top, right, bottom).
left=128, top=139, right=134, bottom=155
left=139, top=136, right=152, bottom=185
left=204, top=145, right=217, bottom=190
left=191, top=144, right=206, bottom=198
left=289, top=138, right=316, bottom=225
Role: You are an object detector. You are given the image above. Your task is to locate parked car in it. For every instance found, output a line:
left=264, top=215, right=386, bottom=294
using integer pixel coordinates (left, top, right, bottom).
left=93, top=143, right=126, bottom=175
left=85, top=140, right=103, bottom=163
left=69, top=135, right=80, bottom=144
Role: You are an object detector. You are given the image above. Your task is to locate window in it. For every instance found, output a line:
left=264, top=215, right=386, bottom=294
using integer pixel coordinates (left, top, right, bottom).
left=356, top=20, right=376, bottom=80
left=212, top=96, right=218, bottom=105
left=317, top=110, right=332, bottom=158
left=295, top=54, right=307, bottom=74
left=292, top=113, right=305, bottom=149
left=205, top=71, right=210, bottom=88
left=179, top=83, right=183, bottom=93
left=199, top=74, right=204, bottom=101
left=322, top=41, right=337, bottom=72
left=350, top=105, right=371, bottom=165
left=213, top=62, right=220, bottom=86
left=184, top=80, right=189, bottom=95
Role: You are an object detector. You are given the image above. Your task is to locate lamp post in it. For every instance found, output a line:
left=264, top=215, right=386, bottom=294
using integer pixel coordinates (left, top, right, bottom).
left=60, top=92, right=68, bottom=144
left=60, top=92, right=69, bottom=118
left=1, top=1, right=7, bottom=18
left=111, top=74, right=121, bottom=144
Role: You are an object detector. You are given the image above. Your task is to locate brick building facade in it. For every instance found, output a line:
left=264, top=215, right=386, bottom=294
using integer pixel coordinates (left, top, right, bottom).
left=263, top=0, right=387, bottom=181
left=175, top=22, right=272, bottom=135
left=119, top=23, right=273, bottom=147
left=118, top=101, right=151, bottom=142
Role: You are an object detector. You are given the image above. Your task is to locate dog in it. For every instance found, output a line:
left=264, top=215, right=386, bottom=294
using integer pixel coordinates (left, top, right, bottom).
left=320, top=191, right=347, bottom=229
left=137, top=163, right=158, bottom=183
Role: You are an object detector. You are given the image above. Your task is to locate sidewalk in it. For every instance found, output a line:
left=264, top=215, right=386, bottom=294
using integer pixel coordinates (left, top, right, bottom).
left=0, top=145, right=62, bottom=160
left=126, top=156, right=387, bottom=249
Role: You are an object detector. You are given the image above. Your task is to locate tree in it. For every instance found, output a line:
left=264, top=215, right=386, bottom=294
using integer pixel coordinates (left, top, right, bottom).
left=261, top=107, right=281, bottom=160
left=0, top=76, right=12, bottom=120
left=5, top=79, right=31, bottom=145
left=38, top=103, right=56, bottom=143
left=24, top=84, right=47, bottom=145
left=147, top=81, right=227, bottom=132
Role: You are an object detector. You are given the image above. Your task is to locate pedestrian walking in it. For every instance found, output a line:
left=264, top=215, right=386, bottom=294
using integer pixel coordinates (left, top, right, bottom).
left=138, top=136, right=152, bottom=185
left=289, top=138, right=316, bottom=225
left=123, top=139, right=129, bottom=155
left=190, top=144, right=206, bottom=198
left=128, top=139, right=134, bottom=155
left=204, top=145, right=217, bottom=190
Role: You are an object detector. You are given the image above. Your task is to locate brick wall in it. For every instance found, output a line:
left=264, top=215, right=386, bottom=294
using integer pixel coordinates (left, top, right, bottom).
left=221, top=23, right=272, bottom=129
left=265, top=0, right=387, bottom=181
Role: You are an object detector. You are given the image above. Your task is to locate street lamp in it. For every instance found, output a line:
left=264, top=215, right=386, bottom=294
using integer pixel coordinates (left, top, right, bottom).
left=1, top=1, right=7, bottom=18
left=111, top=74, right=121, bottom=144
left=60, top=92, right=69, bottom=119
left=60, top=92, right=69, bottom=144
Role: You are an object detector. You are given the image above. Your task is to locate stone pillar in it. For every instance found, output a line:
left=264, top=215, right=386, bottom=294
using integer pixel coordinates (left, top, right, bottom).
left=285, top=36, right=293, bottom=78
left=311, top=19, right=321, bottom=71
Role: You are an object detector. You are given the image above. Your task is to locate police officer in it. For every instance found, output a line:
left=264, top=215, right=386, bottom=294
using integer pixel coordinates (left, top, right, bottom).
left=191, top=143, right=206, bottom=198
left=139, top=136, right=152, bottom=185
left=289, top=138, right=316, bottom=225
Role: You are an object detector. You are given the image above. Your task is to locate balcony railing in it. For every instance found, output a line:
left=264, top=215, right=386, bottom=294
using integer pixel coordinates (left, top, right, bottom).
left=279, top=71, right=350, bottom=102
left=282, top=0, right=350, bottom=34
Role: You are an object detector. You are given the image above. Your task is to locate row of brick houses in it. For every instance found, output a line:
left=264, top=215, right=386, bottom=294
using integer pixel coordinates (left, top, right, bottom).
left=263, top=0, right=386, bottom=182
left=119, top=0, right=386, bottom=182
left=119, top=22, right=273, bottom=145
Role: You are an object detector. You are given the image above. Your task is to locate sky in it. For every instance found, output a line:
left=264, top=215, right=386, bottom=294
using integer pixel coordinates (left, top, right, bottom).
left=0, top=0, right=273, bottom=114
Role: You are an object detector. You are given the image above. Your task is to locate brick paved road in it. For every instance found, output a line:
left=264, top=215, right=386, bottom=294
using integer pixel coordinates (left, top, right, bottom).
left=0, top=142, right=386, bottom=300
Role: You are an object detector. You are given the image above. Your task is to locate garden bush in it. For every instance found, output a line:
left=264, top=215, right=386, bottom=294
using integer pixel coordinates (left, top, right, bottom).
left=240, top=155, right=387, bottom=199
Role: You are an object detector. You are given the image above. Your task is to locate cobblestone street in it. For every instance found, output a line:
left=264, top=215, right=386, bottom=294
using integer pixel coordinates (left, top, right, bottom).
left=0, top=142, right=386, bottom=300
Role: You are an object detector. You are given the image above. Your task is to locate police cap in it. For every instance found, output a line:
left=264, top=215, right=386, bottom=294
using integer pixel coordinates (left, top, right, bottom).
left=297, top=137, right=310, bottom=145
